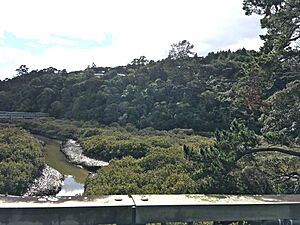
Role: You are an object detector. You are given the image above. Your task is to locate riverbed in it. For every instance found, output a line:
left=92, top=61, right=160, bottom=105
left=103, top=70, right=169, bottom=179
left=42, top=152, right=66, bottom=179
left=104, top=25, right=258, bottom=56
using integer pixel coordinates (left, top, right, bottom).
left=39, top=136, right=89, bottom=196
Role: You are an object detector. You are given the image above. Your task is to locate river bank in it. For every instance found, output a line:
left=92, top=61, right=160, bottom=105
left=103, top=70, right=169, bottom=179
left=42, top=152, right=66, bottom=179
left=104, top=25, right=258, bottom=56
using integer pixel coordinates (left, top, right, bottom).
left=41, top=136, right=89, bottom=184
left=27, top=136, right=107, bottom=196
left=24, top=165, right=63, bottom=196
left=61, top=139, right=109, bottom=170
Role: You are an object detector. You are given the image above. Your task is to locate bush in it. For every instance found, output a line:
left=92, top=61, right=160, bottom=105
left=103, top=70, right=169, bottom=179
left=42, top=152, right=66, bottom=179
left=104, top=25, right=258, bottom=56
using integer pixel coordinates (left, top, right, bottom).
left=0, top=125, right=45, bottom=195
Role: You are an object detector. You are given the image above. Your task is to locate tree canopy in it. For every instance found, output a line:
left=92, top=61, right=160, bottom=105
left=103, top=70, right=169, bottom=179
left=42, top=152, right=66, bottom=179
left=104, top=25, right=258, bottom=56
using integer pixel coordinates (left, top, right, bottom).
left=0, top=124, right=45, bottom=195
left=243, top=0, right=300, bottom=62
left=0, top=1, right=299, bottom=196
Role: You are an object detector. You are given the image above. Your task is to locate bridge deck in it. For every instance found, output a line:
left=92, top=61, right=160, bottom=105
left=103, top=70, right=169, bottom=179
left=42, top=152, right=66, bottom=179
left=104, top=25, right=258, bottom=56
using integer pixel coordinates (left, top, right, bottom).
left=0, top=111, right=49, bottom=119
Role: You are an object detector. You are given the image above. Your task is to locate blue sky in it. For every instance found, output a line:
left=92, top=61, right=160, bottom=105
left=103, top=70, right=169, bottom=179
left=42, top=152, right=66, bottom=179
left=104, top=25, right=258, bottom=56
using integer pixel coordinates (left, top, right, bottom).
left=0, top=0, right=263, bottom=80
left=1, top=32, right=113, bottom=54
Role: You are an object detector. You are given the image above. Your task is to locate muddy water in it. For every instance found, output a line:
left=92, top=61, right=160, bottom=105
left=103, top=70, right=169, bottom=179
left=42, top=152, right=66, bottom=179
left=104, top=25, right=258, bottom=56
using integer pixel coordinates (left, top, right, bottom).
left=39, top=136, right=89, bottom=195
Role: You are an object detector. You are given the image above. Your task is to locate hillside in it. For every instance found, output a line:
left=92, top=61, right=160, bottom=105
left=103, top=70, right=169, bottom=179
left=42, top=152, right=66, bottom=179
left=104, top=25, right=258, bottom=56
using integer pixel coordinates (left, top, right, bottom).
left=0, top=48, right=299, bottom=140
left=0, top=0, right=299, bottom=196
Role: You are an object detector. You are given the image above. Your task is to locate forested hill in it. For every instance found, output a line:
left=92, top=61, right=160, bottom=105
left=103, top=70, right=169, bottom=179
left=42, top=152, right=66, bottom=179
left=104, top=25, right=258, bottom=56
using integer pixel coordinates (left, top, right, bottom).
left=0, top=47, right=299, bottom=139
left=1, top=49, right=247, bottom=130
left=0, top=0, right=299, bottom=196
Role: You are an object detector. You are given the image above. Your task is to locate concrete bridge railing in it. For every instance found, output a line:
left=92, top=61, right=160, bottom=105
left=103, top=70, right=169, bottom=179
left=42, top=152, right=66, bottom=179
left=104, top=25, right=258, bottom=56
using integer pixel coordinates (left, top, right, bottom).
left=0, top=194, right=300, bottom=225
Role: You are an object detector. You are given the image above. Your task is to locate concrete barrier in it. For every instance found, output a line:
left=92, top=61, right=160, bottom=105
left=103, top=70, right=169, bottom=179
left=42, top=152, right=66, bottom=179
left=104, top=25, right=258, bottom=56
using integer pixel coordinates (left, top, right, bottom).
left=0, top=194, right=299, bottom=225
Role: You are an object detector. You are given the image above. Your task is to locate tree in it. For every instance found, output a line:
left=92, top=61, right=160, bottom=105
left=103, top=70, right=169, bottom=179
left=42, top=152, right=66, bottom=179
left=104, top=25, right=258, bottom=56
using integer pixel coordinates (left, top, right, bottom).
left=184, top=120, right=300, bottom=193
left=15, top=65, right=29, bottom=76
left=261, top=80, right=300, bottom=144
left=0, top=91, right=12, bottom=111
left=130, top=56, right=149, bottom=67
left=37, top=87, right=56, bottom=112
left=185, top=120, right=259, bottom=193
left=243, top=0, right=300, bottom=142
left=49, top=101, right=64, bottom=117
left=168, top=40, right=195, bottom=60
left=243, top=0, right=300, bottom=60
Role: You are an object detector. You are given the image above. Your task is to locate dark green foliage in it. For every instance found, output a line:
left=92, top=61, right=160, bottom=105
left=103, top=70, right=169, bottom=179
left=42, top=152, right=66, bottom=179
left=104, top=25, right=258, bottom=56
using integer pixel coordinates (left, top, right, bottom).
left=81, top=135, right=149, bottom=161
left=83, top=119, right=300, bottom=195
left=168, top=40, right=195, bottom=59
left=14, top=118, right=84, bottom=140
left=242, top=0, right=300, bottom=144
left=0, top=125, right=45, bottom=195
left=185, top=120, right=259, bottom=193
left=243, top=0, right=300, bottom=59
left=185, top=120, right=300, bottom=194
left=0, top=50, right=258, bottom=132
left=0, top=0, right=299, bottom=196
left=263, top=131, right=290, bottom=146
left=80, top=123, right=211, bottom=195
left=15, top=65, right=29, bottom=76
left=6, top=118, right=300, bottom=195
left=85, top=153, right=197, bottom=195
left=237, top=155, right=300, bottom=194
left=261, top=80, right=300, bottom=144
left=85, top=157, right=144, bottom=194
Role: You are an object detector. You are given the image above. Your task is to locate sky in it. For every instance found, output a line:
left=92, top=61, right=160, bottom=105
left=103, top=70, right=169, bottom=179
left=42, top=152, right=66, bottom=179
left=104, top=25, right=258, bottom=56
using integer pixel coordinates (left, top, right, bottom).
left=0, top=0, right=264, bottom=80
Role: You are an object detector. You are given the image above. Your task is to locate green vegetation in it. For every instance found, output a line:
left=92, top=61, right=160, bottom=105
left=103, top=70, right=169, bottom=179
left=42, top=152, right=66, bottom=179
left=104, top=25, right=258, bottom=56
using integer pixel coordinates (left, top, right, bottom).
left=0, top=124, right=44, bottom=195
left=82, top=127, right=212, bottom=195
left=0, top=0, right=299, bottom=195
left=0, top=49, right=253, bottom=132
left=7, top=118, right=213, bottom=194
left=184, top=120, right=300, bottom=194
left=241, top=0, right=300, bottom=143
left=80, top=132, right=150, bottom=161
left=2, top=115, right=300, bottom=195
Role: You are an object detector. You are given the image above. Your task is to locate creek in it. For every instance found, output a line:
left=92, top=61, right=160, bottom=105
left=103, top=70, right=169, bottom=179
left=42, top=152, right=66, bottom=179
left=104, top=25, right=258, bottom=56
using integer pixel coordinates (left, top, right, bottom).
left=39, top=136, right=89, bottom=196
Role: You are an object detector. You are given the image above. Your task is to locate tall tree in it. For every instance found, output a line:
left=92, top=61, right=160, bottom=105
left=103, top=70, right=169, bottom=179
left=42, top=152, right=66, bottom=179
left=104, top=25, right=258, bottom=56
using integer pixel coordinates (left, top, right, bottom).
left=168, top=40, right=195, bottom=60
left=184, top=120, right=300, bottom=193
left=15, top=65, right=29, bottom=76
left=243, top=0, right=300, bottom=61
left=184, top=120, right=259, bottom=193
left=242, top=0, right=300, bottom=141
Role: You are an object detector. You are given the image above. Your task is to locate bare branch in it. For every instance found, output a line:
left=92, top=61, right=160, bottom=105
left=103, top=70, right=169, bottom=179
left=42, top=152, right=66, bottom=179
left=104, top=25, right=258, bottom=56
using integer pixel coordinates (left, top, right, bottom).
left=250, top=146, right=300, bottom=157
left=236, top=146, right=300, bottom=162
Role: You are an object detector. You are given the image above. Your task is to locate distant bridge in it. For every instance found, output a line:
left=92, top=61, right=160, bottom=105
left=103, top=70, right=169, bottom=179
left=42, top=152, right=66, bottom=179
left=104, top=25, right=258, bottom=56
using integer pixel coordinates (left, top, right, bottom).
left=0, top=194, right=300, bottom=225
left=0, top=111, right=49, bottom=119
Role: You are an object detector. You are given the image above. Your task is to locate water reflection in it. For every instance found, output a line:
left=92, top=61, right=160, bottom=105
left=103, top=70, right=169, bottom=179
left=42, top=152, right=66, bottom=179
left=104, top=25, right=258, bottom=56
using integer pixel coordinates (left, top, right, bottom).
left=56, top=176, right=84, bottom=196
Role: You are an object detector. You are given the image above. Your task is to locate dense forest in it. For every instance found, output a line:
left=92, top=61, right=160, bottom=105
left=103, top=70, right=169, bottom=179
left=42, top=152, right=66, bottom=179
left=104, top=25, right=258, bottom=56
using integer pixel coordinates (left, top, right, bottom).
left=1, top=46, right=298, bottom=139
left=1, top=48, right=252, bottom=132
left=0, top=0, right=299, bottom=195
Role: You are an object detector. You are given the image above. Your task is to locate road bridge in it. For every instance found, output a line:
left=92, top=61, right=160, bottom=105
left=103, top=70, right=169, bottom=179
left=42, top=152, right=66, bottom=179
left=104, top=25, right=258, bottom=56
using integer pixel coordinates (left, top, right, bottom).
left=0, top=111, right=49, bottom=119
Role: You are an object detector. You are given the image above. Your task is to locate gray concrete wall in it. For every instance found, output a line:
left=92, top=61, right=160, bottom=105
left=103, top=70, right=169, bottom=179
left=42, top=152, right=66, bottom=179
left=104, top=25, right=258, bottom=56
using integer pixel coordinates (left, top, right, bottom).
left=0, top=195, right=300, bottom=225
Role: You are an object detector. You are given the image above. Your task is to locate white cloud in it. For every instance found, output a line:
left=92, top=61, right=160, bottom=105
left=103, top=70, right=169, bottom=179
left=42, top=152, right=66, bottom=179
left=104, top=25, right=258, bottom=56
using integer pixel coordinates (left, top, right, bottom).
left=0, top=47, right=34, bottom=78
left=226, top=37, right=264, bottom=52
left=0, top=0, right=264, bottom=80
left=41, top=37, right=77, bottom=47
